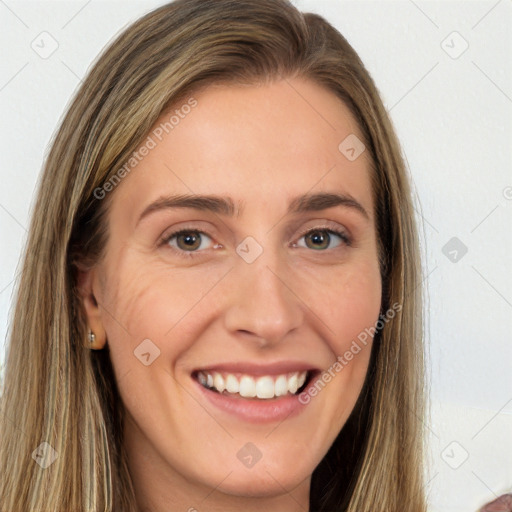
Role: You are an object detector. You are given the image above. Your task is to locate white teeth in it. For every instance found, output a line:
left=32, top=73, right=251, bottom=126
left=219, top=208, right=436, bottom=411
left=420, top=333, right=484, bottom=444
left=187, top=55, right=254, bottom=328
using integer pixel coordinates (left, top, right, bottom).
left=197, top=370, right=309, bottom=399
left=288, top=373, right=298, bottom=394
left=239, top=375, right=256, bottom=397
left=297, top=371, right=307, bottom=389
left=225, top=374, right=239, bottom=393
left=213, top=373, right=225, bottom=393
left=274, top=375, right=288, bottom=397
left=256, top=376, right=274, bottom=399
left=198, top=372, right=207, bottom=386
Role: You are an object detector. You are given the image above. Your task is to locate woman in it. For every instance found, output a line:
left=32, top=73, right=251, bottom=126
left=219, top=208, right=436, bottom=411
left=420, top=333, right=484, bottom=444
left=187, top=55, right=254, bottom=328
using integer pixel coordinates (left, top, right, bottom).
left=0, top=0, right=428, bottom=510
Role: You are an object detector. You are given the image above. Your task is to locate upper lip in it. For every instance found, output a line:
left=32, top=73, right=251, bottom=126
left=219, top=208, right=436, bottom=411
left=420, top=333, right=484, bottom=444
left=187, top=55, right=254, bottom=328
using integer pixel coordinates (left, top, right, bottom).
left=193, top=361, right=319, bottom=376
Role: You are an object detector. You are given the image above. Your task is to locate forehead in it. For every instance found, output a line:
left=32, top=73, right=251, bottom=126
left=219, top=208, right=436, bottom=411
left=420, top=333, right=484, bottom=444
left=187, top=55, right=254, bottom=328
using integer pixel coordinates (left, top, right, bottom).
left=109, top=78, right=374, bottom=224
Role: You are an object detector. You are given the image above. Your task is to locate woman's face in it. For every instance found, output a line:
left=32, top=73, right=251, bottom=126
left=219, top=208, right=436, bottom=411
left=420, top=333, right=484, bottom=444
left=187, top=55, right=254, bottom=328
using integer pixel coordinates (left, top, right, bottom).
left=83, top=78, right=382, bottom=508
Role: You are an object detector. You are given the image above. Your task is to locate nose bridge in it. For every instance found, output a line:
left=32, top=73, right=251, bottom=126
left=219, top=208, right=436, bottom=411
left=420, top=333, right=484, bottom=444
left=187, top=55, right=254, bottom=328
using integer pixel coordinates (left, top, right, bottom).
left=223, top=241, right=303, bottom=345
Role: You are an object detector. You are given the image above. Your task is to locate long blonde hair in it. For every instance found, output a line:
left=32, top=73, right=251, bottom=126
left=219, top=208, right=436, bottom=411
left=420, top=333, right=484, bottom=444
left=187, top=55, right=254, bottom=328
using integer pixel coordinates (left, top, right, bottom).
left=0, top=1, right=426, bottom=510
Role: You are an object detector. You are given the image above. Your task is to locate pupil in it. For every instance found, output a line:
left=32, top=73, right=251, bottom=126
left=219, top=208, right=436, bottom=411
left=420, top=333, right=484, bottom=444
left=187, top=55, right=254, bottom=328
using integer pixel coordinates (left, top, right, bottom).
left=178, top=232, right=200, bottom=250
left=307, top=230, right=329, bottom=250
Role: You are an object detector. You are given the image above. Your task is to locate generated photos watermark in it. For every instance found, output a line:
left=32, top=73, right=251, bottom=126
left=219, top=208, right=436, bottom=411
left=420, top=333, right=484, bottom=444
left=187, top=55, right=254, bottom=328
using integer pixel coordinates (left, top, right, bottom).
left=298, top=301, right=402, bottom=404
left=93, top=97, right=198, bottom=200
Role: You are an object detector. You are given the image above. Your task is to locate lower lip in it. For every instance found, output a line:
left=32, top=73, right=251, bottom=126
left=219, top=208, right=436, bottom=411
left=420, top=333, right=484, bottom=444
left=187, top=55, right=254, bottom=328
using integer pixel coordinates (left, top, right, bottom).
left=193, top=375, right=316, bottom=424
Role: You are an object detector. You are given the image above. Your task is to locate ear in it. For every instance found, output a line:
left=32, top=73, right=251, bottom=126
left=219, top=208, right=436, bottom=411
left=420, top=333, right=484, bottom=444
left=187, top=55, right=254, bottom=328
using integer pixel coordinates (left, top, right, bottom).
left=76, top=266, right=107, bottom=350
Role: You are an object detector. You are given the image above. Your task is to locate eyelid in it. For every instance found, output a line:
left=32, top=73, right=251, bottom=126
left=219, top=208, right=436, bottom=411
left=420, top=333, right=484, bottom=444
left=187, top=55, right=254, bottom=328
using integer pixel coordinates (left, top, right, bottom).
left=292, top=222, right=352, bottom=246
left=158, top=221, right=219, bottom=244
left=159, top=228, right=219, bottom=254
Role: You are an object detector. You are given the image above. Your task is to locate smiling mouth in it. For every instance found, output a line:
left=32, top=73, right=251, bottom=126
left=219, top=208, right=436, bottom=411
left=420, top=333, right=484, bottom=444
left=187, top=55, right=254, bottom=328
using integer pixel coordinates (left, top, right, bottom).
left=192, top=370, right=316, bottom=400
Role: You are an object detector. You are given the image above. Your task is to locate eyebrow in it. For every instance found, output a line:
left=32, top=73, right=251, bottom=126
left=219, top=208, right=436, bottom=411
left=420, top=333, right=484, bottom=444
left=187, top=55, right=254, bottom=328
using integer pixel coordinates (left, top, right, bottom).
left=137, top=192, right=369, bottom=225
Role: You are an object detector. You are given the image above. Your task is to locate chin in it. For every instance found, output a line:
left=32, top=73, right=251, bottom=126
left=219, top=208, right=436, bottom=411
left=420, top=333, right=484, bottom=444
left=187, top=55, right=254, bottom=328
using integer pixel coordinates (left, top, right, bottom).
left=214, top=471, right=307, bottom=498
left=209, top=454, right=313, bottom=496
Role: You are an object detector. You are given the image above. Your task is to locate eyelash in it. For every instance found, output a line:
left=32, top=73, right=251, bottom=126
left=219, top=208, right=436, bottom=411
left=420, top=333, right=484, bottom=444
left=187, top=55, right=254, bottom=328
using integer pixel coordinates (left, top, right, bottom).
left=159, top=226, right=352, bottom=259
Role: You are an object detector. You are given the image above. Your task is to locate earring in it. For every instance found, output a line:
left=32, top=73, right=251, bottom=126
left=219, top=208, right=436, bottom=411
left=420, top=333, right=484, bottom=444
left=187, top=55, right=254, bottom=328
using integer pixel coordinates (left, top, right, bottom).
left=88, top=330, right=96, bottom=344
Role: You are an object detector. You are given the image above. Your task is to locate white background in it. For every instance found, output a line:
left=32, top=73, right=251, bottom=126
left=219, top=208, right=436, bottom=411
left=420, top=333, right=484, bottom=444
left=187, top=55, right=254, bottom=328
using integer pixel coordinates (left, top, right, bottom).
left=1, top=1, right=511, bottom=510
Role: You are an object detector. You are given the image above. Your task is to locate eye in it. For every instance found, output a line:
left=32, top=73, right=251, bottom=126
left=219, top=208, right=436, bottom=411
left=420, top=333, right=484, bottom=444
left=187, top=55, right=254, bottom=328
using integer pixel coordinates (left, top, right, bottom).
left=294, top=228, right=350, bottom=251
left=161, top=229, right=217, bottom=253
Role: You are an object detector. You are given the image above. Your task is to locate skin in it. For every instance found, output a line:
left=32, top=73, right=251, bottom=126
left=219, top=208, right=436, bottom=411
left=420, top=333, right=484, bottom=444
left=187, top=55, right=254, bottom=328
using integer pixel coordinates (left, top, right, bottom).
left=80, top=77, right=382, bottom=512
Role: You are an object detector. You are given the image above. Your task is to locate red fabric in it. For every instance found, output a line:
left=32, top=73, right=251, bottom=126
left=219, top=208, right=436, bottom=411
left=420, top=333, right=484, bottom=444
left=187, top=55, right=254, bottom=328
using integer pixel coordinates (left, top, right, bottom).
left=480, top=494, right=512, bottom=512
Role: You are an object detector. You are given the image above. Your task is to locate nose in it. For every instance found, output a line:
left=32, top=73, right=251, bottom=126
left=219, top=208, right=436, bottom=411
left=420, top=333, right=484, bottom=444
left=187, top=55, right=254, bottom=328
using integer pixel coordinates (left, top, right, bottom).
left=222, top=251, right=304, bottom=348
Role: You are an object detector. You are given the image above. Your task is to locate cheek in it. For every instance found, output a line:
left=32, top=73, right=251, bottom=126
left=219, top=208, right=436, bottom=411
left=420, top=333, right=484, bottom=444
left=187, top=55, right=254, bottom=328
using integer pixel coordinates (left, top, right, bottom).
left=98, top=254, right=229, bottom=366
left=299, top=257, right=382, bottom=356
left=337, top=269, right=381, bottom=345
left=325, top=261, right=381, bottom=376
left=300, top=261, right=380, bottom=421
